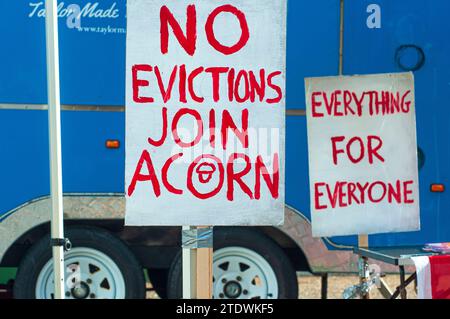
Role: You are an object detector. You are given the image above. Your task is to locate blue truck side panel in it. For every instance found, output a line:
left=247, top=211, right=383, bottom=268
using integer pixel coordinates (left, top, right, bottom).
left=0, top=110, right=50, bottom=214
left=0, top=1, right=448, bottom=247
left=0, top=0, right=126, bottom=105
left=286, top=0, right=340, bottom=109
left=0, top=110, right=125, bottom=216
left=344, top=0, right=450, bottom=246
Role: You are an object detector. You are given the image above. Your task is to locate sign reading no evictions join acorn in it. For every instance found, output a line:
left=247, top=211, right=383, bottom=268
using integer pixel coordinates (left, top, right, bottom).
left=125, top=0, right=287, bottom=226
left=305, top=72, right=420, bottom=237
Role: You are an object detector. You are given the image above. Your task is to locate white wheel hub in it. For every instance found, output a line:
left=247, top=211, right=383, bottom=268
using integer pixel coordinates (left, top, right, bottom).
left=213, top=247, right=278, bottom=299
left=36, top=247, right=126, bottom=299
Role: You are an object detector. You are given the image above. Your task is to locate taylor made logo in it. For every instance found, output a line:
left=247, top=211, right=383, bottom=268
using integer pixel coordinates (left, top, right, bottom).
left=28, top=2, right=124, bottom=35
left=28, top=2, right=120, bottom=19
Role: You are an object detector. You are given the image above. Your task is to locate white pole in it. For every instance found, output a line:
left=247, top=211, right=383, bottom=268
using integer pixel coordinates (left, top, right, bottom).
left=45, top=0, right=65, bottom=299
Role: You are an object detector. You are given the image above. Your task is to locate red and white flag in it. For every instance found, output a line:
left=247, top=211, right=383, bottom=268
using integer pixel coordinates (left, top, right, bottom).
left=412, top=255, right=450, bottom=299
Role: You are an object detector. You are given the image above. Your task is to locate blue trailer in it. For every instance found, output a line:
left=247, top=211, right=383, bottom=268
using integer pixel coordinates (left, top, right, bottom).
left=0, top=0, right=449, bottom=299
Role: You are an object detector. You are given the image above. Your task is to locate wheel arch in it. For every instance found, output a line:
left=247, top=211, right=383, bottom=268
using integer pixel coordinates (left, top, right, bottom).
left=257, top=226, right=312, bottom=273
left=0, top=195, right=126, bottom=266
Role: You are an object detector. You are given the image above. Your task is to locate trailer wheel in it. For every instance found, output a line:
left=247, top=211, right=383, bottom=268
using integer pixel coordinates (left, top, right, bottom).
left=13, top=226, right=146, bottom=299
left=167, top=228, right=298, bottom=299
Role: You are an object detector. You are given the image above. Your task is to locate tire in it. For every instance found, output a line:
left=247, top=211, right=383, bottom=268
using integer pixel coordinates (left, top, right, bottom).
left=167, top=227, right=298, bottom=299
left=13, top=226, right=146, bottom=299
left=147, top=268, right=168, bottom=299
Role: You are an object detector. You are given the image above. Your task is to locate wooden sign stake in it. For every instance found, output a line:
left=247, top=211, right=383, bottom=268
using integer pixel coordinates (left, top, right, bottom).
left=358, top=234, right=370, bottom=299
left=196, top=240, right=213, bottom=299
left=358, top=234, right=369, bottom=248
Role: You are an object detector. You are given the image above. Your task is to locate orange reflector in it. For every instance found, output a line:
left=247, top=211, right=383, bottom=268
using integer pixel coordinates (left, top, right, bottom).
left=106, top=140, right=120, bottom=149
left=431, top=184, right=445, bottom=193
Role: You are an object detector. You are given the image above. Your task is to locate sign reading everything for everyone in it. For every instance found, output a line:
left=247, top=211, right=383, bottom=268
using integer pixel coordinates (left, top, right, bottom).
left=125, top=0, right=286, bottom=226
left=305, top=72, right=420, bottom=237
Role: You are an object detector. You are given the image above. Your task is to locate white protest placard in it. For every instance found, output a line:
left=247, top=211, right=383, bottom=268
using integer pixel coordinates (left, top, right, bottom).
left=305, top=72, right=420, bottom=237
left=125, top=0, right=286, bottom=226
